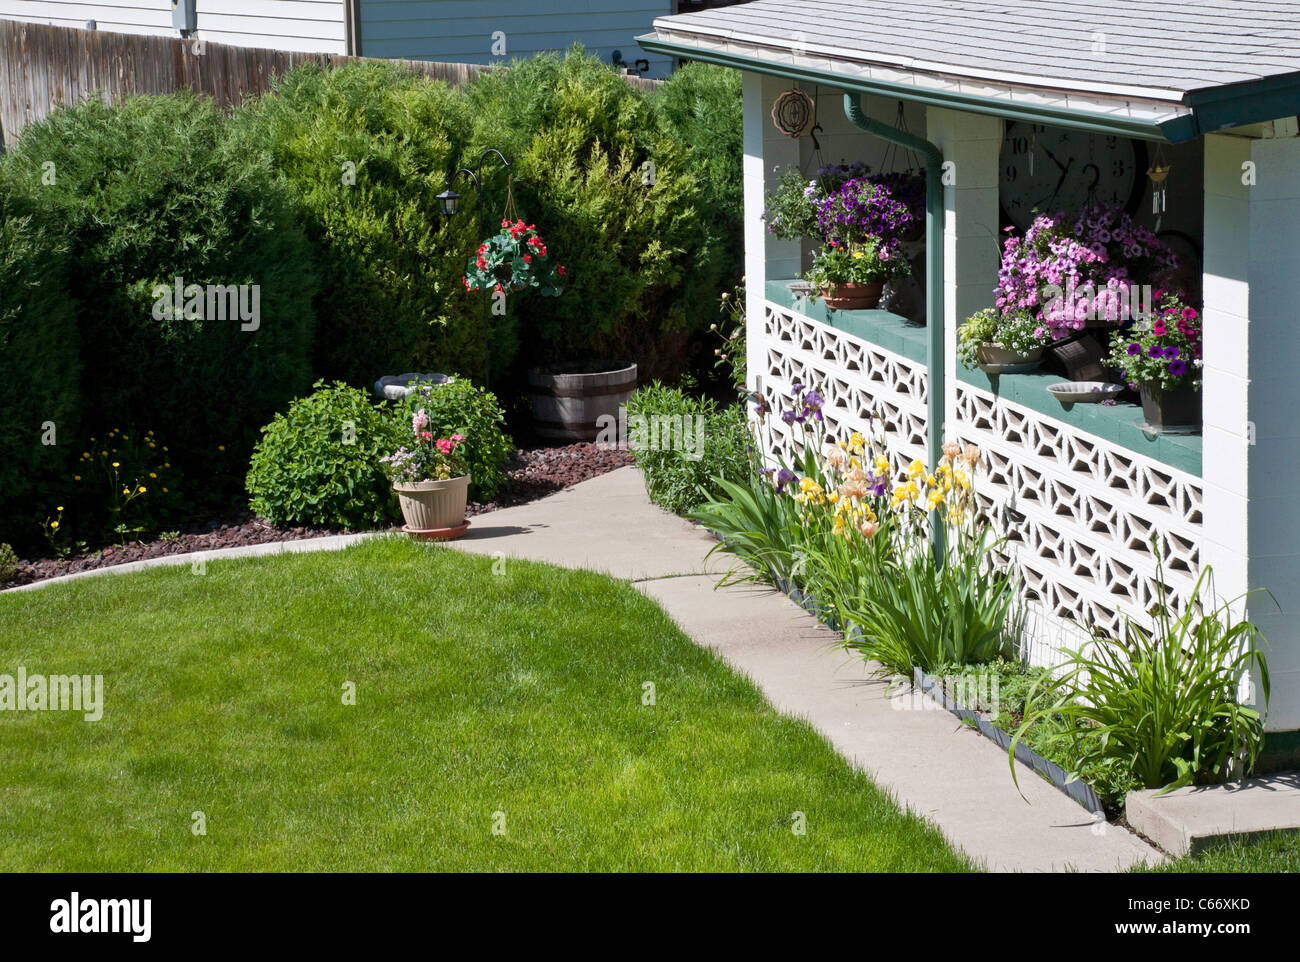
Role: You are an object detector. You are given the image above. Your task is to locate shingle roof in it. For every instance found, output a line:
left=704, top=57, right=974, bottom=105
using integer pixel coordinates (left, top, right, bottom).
left=650, top=0, right=1300, bottom=101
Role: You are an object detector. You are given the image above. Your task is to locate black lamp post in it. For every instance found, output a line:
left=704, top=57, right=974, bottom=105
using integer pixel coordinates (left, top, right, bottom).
left=439, top=148, right=511, bottom=388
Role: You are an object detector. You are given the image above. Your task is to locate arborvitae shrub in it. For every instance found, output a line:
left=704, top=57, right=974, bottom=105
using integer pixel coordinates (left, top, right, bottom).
left=0, top=92, right=317, bottom=503
left=0, top=188, right=79, bottom=547
left=234, top=63, right=493, bottom=387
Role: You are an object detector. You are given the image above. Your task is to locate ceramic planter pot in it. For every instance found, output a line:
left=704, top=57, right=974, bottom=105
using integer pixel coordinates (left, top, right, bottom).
left=1139, top=382, right=1202, bottom=432
left=821, top=282, right=884, bottom=310
left=974, top=343, right=1043, bottom=374
left=393, top=475, right=470, bottom=536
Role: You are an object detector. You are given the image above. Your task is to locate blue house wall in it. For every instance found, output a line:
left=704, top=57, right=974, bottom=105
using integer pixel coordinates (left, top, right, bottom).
left=360, top=0, right=673, bottom=76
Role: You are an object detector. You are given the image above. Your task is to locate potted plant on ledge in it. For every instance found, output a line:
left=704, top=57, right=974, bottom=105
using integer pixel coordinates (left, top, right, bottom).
left=1106, top=290, right=1203, bottom=432
left=381, top=410, right=472, bottom=540
left=957, top=307, right=1049, bottom=374
left=806, top=236, right=907, bottom=311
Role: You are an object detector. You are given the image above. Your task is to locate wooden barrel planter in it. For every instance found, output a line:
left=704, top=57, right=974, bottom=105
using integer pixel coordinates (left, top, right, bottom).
left=527, top=361, right=638, bottom=441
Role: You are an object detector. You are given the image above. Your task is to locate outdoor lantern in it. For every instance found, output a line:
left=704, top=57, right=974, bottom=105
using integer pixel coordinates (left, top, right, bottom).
left=436, top=188, right=462, bottom=217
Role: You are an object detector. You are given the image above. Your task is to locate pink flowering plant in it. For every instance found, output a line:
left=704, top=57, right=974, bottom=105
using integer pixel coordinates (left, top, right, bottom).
left=1106, top=291, right=1203, bottom=390
left=381, top=408, right=468, bottom=483
left=995, top=204, right=1179, bottom=341
left=464, top=218, right=566, bottom=297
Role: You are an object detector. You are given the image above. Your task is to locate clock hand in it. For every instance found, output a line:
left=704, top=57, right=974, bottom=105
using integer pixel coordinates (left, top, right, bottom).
left=1039, top=143, right=1068, bottom=173
left=1047, top=158, right=1075, bottom=205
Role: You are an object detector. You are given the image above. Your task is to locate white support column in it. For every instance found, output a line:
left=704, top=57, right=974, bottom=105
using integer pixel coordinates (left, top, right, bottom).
left=741, top=71, right=800, bottom=396
left=1246, top=135, right=1300, bottom=731
left=925, top=107, right=1002, bottom=441
left=1203, top=131, right=1300, bottom=732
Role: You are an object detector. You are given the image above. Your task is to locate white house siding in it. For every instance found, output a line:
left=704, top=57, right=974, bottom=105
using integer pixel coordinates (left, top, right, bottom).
left=0, top=1, right=347, bottom=53
left=359, top=0, right=672, bottom=76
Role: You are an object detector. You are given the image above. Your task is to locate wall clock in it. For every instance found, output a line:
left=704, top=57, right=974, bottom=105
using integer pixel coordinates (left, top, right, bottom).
left=999, top=122, right=1148, bottom=231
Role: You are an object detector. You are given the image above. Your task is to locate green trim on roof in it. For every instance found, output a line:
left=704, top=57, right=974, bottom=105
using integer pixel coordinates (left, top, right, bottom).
left=639, top=33, right=1214, bottom=143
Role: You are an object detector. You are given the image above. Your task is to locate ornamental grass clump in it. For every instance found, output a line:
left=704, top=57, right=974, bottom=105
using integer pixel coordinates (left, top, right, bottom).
left=1010, top=546, right=1270, bottom=795
left=1106, top=290, right=1202, bottom=390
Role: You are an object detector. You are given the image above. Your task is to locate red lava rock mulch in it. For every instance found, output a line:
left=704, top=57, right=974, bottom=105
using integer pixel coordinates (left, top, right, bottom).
left=3, top=443, right=634, bottom=589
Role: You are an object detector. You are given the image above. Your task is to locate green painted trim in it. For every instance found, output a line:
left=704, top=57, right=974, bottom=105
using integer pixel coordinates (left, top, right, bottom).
left=638, top=34, right=1186, bottom=142
left=1258, top=730, right=1300, bottom=774
left=955, top=364, right=1202, bottom=477
left=766, top=280, right=928, bottom=364
left=1185, top=74, right=1300, bottom=136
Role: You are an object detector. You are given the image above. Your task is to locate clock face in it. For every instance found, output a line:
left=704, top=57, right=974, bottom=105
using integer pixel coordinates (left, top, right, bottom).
left=999, top=122, right=1148, bottom=231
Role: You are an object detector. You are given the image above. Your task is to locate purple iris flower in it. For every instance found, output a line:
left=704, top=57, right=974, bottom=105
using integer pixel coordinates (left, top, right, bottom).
left=867, top=471, right=888, bottom=497
left=791, top=382, right=805, bottom=395
left=775, top=468, right=796, bottom=492
left=781, top=409, right=797, bottom=425
left=804, top=390, right=824, bottom=410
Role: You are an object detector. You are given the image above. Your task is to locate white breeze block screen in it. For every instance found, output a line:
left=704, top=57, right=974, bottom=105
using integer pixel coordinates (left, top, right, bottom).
left=758, top=300, right=1204, bottom=663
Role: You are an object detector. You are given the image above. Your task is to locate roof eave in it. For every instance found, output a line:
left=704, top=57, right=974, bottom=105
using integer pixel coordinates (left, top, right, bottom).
left=638, top=31, right=1202, bottom=143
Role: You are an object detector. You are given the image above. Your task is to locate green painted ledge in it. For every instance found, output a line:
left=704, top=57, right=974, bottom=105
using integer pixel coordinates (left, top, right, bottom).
left=956, top=365, right=1202, bottom=477
left=765, top=278, right=1202, bottom=478
left=766, top=279, right=928, bottom=365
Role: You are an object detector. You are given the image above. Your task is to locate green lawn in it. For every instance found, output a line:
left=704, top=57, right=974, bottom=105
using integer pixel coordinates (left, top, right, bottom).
left=0, top=536, right=971, bottom=872
left=1142, top=833, right=1300, bottom=873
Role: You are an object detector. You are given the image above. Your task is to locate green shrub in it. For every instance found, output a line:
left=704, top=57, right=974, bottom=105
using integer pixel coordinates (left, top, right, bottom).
left=0, top=542, right=19, bottom=582
left=246, top=381, right=405, bottom=528
left=464, top=50, right=729, bottom=379
left=0, top=187, right=79, bottom=547
left=395, top=378, right=513, bottom=501
left=0, top=93, right=317, bottom=499
left=233, top=63, right=487, bottom=386
left=627, top=381, right=751, bottom=516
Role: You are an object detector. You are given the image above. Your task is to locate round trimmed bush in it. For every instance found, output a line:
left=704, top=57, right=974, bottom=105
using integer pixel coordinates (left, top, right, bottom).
left=246, top=381, right=405, bottom=529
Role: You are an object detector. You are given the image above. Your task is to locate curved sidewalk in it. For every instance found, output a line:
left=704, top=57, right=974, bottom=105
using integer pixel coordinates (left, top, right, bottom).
left=448, top=465, right=1164, bottom=872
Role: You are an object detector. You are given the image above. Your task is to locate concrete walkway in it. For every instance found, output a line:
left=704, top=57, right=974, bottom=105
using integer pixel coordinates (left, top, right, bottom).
left=449, top=466, right=1164, bottom=872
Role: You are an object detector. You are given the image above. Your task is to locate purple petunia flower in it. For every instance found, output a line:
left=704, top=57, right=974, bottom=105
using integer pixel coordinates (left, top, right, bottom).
left=1163, top=345, right=1180, bottom=358
left=1127, top=343, right=1142, bottom=355
left=1148, top=345, right=1162, bottom=358
left=1169, top=359, right=1187, bottom=376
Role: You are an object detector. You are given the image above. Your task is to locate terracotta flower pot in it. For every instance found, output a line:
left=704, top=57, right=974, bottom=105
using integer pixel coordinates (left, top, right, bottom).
left=393, top=475, right=470, bottom=535
left=1139, top=382, right=1202, bottom=433
left=821, top=282, right=884, bottom=310
left=975, top=343, right=1043, bottom=374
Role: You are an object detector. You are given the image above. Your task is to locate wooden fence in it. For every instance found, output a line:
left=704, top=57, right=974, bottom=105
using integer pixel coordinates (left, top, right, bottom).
left=0, top=19, right=660, bottom=148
